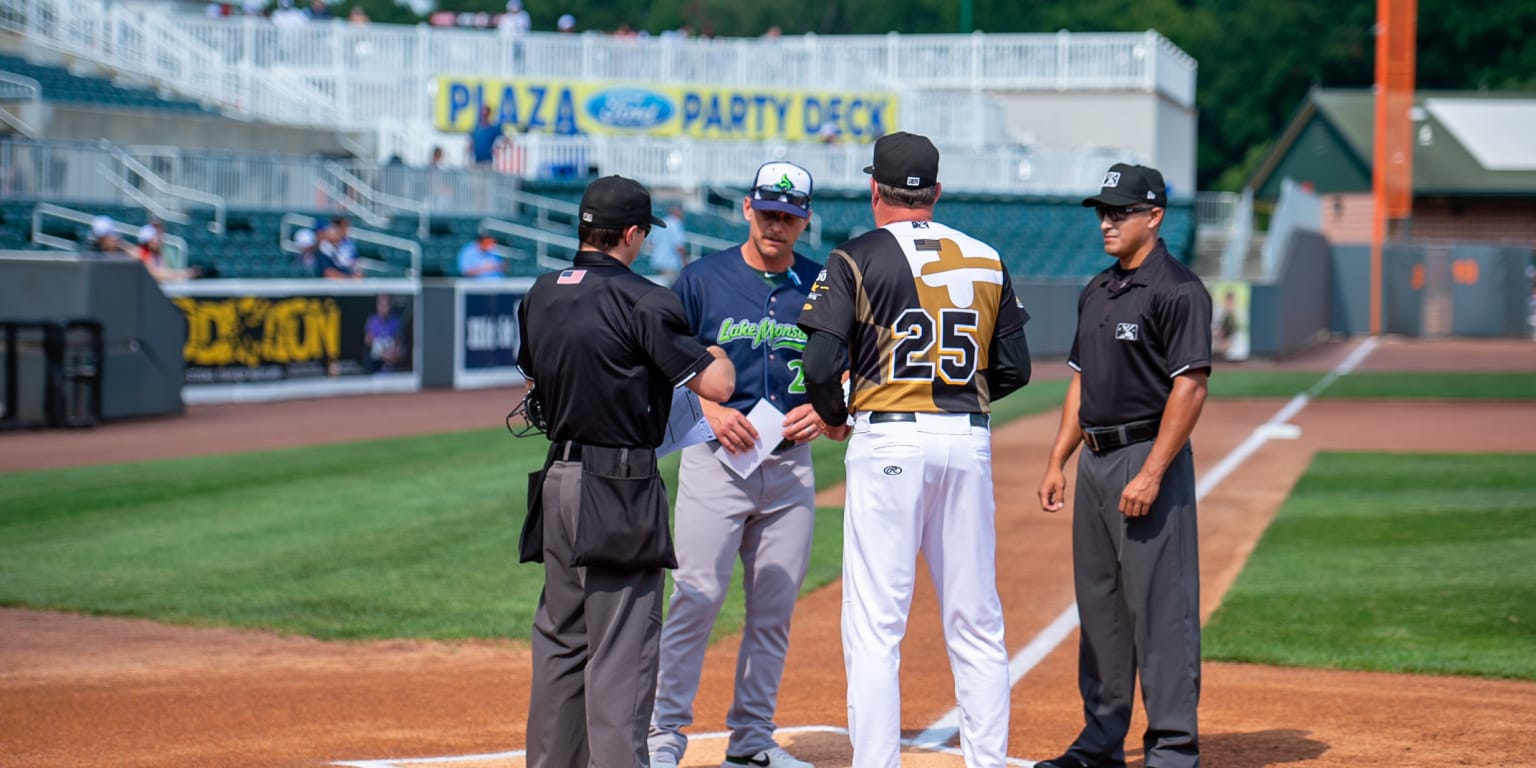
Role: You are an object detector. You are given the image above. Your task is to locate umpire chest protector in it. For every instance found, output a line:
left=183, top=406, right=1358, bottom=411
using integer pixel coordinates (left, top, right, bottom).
left=1069, top=240, right=1213, bottom=428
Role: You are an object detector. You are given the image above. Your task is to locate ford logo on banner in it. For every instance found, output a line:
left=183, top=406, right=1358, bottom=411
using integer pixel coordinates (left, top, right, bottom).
left=586, top=89, right=674, bottom=130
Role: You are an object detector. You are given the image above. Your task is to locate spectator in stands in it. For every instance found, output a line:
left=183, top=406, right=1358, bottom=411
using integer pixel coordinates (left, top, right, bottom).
left=293, top=227, right=319, bottom=272
left=499, top=0, right=531, bottom=66
left=87, top=216, right=133, bottom=257
left=425, top=145, right=456, bottom=209
left=457, top=230, right=507, bottom=280
left=306, top=0, right=330, bottom=21
left=646, top=204, right=688, bottom=285
left=134, top=219, right=199, bottom=282
left=271, top=0, right=307, bottom=26
left=364, top=293, right=405, bottom=372
left=557, top=13, right=576, bottom=33
left=498, top=0, right=530, bottom=37
left=348, top=5, right=369, bottom=24
left=329, top=216, right=358, bottom=265
left=469, top=105, right=505, bottom=168
left=315, top=219, right=361, bottom=279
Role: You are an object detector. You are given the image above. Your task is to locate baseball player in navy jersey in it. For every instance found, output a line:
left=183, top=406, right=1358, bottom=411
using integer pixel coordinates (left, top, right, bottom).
left=797, top=132, right=1034, bottom=768
left=649, top=161, right=845, bottom=768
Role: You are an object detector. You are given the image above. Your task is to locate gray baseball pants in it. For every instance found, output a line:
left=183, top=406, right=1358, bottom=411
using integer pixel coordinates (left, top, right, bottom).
left=648, top=441, right=815, bottom=761
left=528, top=457, right=665, bottom=768
left=1069, top=439, right=1201, bottom=768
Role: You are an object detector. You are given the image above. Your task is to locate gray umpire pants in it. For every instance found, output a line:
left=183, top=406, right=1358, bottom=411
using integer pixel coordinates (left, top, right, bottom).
left=1069, top=439, right=1201, bottom=768
left=649, top=442, right=815, bottom=761
left=528, top=457, right=665, bottom=768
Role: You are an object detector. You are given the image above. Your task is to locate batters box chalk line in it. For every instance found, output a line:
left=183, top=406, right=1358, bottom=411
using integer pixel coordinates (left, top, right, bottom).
left=332, top=724, right=1036, bottom=767
left=910, top=336, right=1380, bottom=754
left=333, top=339, right=1381, bottom=768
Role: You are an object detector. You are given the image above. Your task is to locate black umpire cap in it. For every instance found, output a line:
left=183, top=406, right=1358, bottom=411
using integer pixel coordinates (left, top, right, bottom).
left=864, top=131, right=940, bottom=190
left=580, top=175, right=668, bottom=229
left=1082, top=163, right=1167, bottom=208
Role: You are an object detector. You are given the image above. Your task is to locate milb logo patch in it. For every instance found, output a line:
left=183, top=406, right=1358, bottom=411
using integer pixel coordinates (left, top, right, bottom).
left=1115, top=322, right=1139, bottom=341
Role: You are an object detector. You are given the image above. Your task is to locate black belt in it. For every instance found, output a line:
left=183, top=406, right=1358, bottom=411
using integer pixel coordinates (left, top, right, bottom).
left=549, top=440, right=656, bottom=475
left=1081, top=419, right=1159, bottom=452
left=868, top=411, right=988, bottom=428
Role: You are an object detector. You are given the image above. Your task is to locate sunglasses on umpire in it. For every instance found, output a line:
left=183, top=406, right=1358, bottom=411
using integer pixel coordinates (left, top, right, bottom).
left=1095, top=206, right=1156, bottom=224
left=753, top=185, right=810, bottom=207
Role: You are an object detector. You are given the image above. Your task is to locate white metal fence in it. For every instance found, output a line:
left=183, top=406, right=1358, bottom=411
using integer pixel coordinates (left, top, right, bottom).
left=0, top=136, right=1148, bottom=216
left=0, top=0, right=1196, bottom=133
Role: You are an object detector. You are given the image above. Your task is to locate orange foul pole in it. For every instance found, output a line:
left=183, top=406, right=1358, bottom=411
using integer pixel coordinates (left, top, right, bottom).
left=1370, top=0, right=1417, bottom=336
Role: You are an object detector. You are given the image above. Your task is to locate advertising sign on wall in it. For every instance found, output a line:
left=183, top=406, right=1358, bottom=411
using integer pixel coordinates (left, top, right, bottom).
left=433, top=76, right=897, bottom=142
left=1206, top=280, right=1251, bottom=362
left=171, top=290, right=415, bottom=385
left=454, top=285, right=525, bottom=389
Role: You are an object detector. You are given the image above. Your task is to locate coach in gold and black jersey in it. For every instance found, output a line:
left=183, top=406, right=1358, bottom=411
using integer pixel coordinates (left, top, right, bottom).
left=796, top=131, right=1032, bottom=768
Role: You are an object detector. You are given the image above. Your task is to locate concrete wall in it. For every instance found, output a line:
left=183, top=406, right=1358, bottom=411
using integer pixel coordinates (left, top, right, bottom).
left=32, top=104, right=354, bottom=157
left=1015, top=281, right=1086, bottom=360
left=0, top=253, right=185, bottom=420
left=995, top=90, right=1197, bottom=195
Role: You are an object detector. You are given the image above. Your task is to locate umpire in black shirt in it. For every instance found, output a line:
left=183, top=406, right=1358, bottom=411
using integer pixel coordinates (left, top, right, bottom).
left=1035, top=163, right=1212, bottom=768
left=517, top=175, right=735, bottom=768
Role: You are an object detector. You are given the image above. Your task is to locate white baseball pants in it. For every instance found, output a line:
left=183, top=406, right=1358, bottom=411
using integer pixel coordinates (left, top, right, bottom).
left=842, top=412, right=1010, bottom=768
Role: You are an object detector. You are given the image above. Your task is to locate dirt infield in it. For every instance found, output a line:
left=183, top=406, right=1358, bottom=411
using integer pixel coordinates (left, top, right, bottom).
left=3, top=338, right=1535, bottom=767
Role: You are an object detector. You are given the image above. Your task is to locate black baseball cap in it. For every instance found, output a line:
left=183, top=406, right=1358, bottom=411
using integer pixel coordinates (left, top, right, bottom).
left=579, top=175, right=667, bottom=229
left=863, top=131, right=939, bottom=190
left=1081, top=163, right=1167, bottom=208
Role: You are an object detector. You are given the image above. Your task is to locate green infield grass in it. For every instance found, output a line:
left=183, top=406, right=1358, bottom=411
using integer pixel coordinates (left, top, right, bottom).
left=0, top=377, right=1074, bottom=642
left=1203, top=452, right=1536, bottom=680
left=5, top=366, right=1523, bottom=644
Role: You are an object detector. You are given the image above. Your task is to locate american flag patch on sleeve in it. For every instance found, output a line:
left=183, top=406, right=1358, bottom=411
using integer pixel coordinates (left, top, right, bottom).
left=557, top=269, right=586, bottom=284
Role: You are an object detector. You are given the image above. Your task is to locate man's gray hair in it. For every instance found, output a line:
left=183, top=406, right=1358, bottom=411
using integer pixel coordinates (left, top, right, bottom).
left=876, top=182, right=938, bottom=209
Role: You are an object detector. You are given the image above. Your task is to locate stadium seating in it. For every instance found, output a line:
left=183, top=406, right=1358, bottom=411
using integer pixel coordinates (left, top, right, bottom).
left=0, top=192, right=1195, bottom=281
left=0, top=54, right=213, bottom=114
left=689, top=191, right=1198, bottom=281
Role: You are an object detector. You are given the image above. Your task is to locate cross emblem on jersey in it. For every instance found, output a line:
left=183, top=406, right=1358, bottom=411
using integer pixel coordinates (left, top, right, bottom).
left=913, top=238, right=1004, bottom=308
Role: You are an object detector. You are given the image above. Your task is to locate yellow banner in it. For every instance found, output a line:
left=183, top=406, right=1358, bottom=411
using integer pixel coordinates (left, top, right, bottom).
left=433, top=77, right=897, bottom=142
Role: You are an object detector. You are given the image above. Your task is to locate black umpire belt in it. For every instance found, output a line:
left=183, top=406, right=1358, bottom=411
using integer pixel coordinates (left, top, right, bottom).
left=868, top=411, right=989, bottom=428
left=549, top=440, right=656, bottom=476
left=1081, top=419, right=1160, bottom=452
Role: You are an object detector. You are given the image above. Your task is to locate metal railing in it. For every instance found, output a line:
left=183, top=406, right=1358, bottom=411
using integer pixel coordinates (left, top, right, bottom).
left=278, top=212, right=422, bottom=278
left=322, top=161, right=430, bottom=238
left=1, top=136, right=1142, bottom=221
left=100, top=143, right=227, bottom=233
left=0, top=0, right=1197, bottom=133
left=30, top=201, right=189, bottom=267
left=0, top=70, right=41, bottom=137
left=476, top=216, right=578, bottom=270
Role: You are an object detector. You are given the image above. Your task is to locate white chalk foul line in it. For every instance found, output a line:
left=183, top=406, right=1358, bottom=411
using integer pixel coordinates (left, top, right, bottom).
left=333, top=725, right=1029, bottom=767
left=913, top=336, right=1380, bottom=752
left=334, top=339, right=1381, bottom=768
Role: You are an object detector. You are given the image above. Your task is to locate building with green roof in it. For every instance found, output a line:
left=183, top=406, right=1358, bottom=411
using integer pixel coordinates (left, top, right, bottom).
left=1250, top=87, right=1536, bottom=246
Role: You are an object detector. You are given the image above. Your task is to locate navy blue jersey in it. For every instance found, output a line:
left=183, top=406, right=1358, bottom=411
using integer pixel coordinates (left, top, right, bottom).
left=673, top=245, right=823, bottom=414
